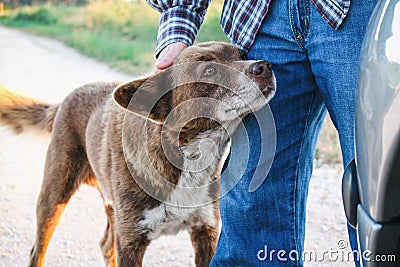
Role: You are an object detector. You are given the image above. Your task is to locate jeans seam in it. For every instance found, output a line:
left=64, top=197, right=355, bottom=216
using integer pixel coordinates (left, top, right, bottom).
left=302, top=0, right=310, bottom=40
left=293, top=89, right=317, bottom=267
left=289, top=0, right=308, bottom=52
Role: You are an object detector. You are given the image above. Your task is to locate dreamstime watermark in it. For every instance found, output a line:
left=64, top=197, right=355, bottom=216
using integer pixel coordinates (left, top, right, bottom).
left=257, top=239, right=397, bottom=263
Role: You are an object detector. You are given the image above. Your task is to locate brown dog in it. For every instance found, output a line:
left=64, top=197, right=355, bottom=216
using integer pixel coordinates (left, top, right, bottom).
left=0, top=42, right=275, bottom=267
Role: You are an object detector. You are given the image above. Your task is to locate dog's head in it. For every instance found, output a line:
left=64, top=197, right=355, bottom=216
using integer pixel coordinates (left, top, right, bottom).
left=113, top=42, right=276, bottom=133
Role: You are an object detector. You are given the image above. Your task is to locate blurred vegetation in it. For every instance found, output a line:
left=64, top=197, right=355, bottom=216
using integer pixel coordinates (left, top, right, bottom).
left=0, top=1, right=228, bottom=73
left=0, top=0, right=341, bottom=164
left=315, top=115, right=342, bottom=164
left=3, top=0, right=88, bottom=8
left=13, top=6, right=56, bottom=23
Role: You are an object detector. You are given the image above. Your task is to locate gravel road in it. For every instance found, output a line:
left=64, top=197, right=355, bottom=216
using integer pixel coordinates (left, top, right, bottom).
left=0, top=25, right=354, bottom=266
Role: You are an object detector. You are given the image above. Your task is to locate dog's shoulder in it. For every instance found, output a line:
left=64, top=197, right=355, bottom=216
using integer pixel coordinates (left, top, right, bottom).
left=61, top=81, right=121, bottom=111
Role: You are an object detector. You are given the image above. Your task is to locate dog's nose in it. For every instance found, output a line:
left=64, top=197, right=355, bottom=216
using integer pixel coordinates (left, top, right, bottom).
left=249, top=61, right=272, bottom=78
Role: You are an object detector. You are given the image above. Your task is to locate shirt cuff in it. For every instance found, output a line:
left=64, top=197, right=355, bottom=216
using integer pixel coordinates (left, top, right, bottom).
left=155, top=6, right=204, bottom=57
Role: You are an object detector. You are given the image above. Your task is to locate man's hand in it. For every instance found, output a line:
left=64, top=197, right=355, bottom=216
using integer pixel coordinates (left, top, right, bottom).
left=155, top=42, right=188, bottom=71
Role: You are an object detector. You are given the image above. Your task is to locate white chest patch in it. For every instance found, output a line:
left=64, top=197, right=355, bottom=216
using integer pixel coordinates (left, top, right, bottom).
left=139, top=171, right=218, bottom=240
left=139, top=130, right=227, bottom=240
left=140, top=200, right=217, bottom=240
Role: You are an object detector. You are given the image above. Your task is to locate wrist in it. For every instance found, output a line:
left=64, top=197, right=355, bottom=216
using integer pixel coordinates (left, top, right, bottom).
left=155, top=6, right=202, bottom=56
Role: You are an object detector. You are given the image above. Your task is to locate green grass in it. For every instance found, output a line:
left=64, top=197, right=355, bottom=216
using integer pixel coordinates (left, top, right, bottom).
left=14, top=6, right=57, bottom=24
left=0, top=1, right=342, bottom=164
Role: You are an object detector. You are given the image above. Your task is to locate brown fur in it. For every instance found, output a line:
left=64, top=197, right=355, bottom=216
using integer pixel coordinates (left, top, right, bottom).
left=0, top=87, right=58, bottom=133
left=0, top=42, right=276, bottom=267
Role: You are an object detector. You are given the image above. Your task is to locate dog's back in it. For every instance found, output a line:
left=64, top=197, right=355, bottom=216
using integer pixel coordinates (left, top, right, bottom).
left=0, top=82, right=120, bottom=137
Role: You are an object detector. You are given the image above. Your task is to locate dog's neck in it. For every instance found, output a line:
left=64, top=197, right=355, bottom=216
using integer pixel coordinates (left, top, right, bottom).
left=144, top=122, right=230, bottom=185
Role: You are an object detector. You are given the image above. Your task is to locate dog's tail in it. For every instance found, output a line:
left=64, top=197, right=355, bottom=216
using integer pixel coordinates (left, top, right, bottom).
left=0, top=86, right=59, bottom=134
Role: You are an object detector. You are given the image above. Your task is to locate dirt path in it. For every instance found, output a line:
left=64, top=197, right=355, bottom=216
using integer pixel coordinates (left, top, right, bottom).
left=0, top=25, right=353, bottom=266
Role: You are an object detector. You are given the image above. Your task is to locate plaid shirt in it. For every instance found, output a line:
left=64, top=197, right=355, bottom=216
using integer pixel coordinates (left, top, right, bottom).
left=147, top=0, right=351, bottom=55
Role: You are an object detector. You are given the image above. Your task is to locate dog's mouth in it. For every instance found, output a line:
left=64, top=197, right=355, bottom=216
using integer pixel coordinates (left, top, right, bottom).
left=220, top=79, right=276, bottom=120
left=257, top=71, right=276, bottom=97
left=261, top=85, right=276, bottom=96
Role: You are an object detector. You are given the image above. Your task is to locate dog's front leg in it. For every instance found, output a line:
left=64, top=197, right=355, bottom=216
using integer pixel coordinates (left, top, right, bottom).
left=114, top=206, right=150, bottom=266
left=189, top=224, right=219, bottom=267
left=115, top=232, right=150, bottom=267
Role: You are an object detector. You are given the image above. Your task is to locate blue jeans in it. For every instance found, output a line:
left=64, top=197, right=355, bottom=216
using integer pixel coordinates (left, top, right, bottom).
left=210, top=0, right=376, bottom=266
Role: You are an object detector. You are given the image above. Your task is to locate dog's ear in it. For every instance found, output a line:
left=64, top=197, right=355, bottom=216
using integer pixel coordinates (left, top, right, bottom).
left=113, top=77, right=148, bottom=109
left=113, top=72, right=172, bottom=124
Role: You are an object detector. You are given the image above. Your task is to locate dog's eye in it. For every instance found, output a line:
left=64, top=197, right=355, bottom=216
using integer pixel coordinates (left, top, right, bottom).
left=203, top=66, right=216, bottom=77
